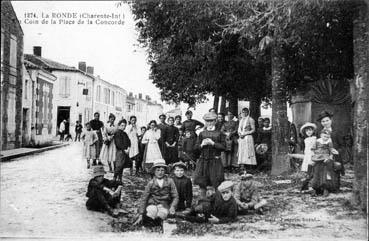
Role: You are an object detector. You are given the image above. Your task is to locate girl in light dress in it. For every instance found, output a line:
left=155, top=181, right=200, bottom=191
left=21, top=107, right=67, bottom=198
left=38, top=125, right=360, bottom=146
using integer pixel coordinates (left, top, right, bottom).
left=141, top=120, right=163, bottom=172
left=81, top=122, right=98, bottom=169
left=99, top=113, right=117, bottom=172
left=127, top=116, right=140, bottom=175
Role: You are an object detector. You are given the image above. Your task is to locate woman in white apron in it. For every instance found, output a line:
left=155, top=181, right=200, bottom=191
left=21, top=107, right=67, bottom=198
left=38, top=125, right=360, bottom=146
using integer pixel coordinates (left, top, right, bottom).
left=238, top=107, right=257, bottom=171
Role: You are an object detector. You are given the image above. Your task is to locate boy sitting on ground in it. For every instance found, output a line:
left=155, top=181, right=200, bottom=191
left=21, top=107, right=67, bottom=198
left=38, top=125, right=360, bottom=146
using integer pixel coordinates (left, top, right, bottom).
left=171, top=161, right=193, bottom=213
left=86, top=166, right=123, bottom=217
left=208, top=180, right=238, bottom=223
left=134, top=160, right=178, bottom=226
left=234, top=171, right=267, bottom=214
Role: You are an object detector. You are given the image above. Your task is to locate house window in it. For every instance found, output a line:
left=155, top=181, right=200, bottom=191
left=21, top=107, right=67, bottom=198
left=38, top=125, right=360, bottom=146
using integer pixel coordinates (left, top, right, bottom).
left=59, top=76, right=71, bottom=97
left=9, top=34, right=17, bottom=68
left=86, top=81, right=92, bottom=101
left=25, top=79, right=28, bottom=99
left=111, top=91, right=115, bottom=106
left=96, top=85, right=101, bottom=102
left=104, top=88, right=110, bottom=104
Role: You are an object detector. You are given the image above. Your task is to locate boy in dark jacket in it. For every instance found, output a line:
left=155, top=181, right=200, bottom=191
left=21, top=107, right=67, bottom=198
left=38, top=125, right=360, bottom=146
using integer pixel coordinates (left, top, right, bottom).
left=114, top=119, right=131, bottom=182
left=171, top=161, right=193, bottom=212
left=86, top=166, right=122, bottom=217
left=209, top=180, right=238, bottom=223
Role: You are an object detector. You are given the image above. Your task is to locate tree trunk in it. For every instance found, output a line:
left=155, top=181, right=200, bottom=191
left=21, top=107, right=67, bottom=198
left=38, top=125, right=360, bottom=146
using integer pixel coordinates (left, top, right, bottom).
left=249, top=97, right=261, bottom=125
left=228, top=96, right=238, bottom=116
left=352, top=1, right=368, bottom=213
left=213, top=94, right=219, bottom=113
left=271, top=43, right=290, bottom=176
left=219, top=96, right=227, bottom=114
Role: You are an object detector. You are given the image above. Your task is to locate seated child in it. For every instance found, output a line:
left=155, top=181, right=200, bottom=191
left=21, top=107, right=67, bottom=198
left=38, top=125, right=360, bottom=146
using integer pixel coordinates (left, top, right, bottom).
left=234, top=171, right=267, bottom=214
left=171, top=161, right=193, bottom=212
left=135, top=161, right=179, bottom=225
left=208, top=180, right=238, bottom=223
left=86, top=166, right=123, bottom=217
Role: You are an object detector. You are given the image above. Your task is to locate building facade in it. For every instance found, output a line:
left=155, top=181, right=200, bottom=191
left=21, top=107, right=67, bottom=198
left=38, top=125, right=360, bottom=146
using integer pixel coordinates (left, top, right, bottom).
left=1, top=1, right=24, bottom=150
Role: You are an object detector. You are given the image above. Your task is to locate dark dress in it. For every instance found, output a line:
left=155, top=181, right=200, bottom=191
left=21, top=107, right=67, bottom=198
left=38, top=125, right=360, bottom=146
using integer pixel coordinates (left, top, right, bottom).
left=255, top=127, right=272, bottom=170
left=172, top=175, right=193, bottom=211
left=181, top=119, right=204, bottom=138
left=157, top=123, right=168, bottom=156
left=163, top=125, right=179, bottom=164
left=86, top=178, right=122, bottom=212
left=212, top=191, right=238, bottom=223
left=137, top=134, right=146, bottom=171
left=194, top=129, right=226, bottom=188
left=114, top=129, right=131, bottom=180
left=89, top=119, right=104, bottom=158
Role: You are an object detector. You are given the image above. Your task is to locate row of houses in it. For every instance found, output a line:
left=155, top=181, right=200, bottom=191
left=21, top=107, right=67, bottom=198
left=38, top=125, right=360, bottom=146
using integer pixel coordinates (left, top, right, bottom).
left=1, top=1, right=163, bottom=151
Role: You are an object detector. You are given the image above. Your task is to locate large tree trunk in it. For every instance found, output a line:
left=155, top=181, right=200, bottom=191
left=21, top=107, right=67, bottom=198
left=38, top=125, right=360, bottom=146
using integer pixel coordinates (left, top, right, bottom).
left=219, top=96, right=227, bottom=114
left=228, top=96, right=238, bottom=116
left=271, top=43, right=290, bottom=176
left=352, top=1, right=368, bottom=213
left=249, top=97, right=261, bottom=125
left=213, top=94, right=219, bottom=113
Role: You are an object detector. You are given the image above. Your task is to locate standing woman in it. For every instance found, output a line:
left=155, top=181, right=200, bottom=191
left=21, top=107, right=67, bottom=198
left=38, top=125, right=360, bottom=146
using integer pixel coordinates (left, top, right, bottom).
left=180, top=110, right=204, bottom=154
left=100, top=113, right=117, bottom=172
left=174, top=115, right=183, bottom=130
left=238, top=108, right=257, bottom=171
left=89, top=112, right=104, bottom=166
left=141, top=120, right=163, bottom=172
left=127, top=116, right=140, bottom=175
left=163, top=117, right=179, bottom=165
left=315, top=110, right=344, bottom=192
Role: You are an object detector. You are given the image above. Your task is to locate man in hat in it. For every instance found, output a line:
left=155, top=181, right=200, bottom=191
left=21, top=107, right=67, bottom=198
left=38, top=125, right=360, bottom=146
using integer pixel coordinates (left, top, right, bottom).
left=208, top=180, right=238, bottom=223
left=234, top=171, right=267, bottom=214
left=171, top=161, right=193, bottom=212
left=135, top=160, right=178, bottom=226
left=86, top=166, right=123, bottom=217
left=194, top=112, right=226, bottom=199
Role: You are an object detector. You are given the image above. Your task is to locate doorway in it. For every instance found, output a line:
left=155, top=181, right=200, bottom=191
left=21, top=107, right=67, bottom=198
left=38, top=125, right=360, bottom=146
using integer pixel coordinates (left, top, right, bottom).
left=22, top=108, right=29, bottom=146
left=57, top=106, right=70, bottom=135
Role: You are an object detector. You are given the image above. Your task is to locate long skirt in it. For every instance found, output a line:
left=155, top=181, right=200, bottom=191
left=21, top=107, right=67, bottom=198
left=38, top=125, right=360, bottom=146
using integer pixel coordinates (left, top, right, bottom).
left=83, top=143, right=96, bottom=160
left=99, top=139, right=117, bottom=165
left=238, top=135, right=257, bottom=165
left=194, top=156, right=224, bottom=189
left=164, top=146, right=178, bottom=165
left=311, top=159, right=339, bottom=192
left=142, top=142, right=163, bottom=172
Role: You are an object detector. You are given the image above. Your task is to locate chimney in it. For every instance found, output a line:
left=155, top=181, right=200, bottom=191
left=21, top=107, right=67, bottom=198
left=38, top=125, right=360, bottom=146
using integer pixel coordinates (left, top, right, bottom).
left=33, top=46, right=42, bottom=57
left=78, top=62, right=86, bottom=72
left=86, top=66, right=94, bottom=75
left=139, top=93, right=142, bottom=99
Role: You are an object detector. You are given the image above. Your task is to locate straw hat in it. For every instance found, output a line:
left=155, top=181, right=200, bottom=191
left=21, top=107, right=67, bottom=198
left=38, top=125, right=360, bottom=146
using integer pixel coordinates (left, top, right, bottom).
left=150, top=159, right=168, bottom=173
left=300, top=122, right=317, bottom=135
left=217, top=180, right=234, bottom=192
left=92, top=166, right=106, bottom=178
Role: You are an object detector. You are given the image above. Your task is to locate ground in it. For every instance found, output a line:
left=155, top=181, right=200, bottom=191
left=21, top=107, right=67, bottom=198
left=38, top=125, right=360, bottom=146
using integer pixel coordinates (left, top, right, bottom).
left=0, top=143, right=367, bottom=240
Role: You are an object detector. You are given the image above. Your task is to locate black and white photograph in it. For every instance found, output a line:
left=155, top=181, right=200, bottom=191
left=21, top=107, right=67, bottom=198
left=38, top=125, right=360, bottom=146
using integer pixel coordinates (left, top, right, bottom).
left=0, top=0, right=368, bottom=240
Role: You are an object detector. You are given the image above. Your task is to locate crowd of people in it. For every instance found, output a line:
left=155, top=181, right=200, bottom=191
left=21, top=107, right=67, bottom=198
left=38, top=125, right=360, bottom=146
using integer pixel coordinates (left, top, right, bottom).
left=82, top=108, right=346, bottom=227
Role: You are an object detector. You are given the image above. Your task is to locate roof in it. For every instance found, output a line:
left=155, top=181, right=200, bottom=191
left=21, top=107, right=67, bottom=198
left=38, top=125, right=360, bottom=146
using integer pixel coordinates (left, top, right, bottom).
left=24, top=59, right=57, bottom=79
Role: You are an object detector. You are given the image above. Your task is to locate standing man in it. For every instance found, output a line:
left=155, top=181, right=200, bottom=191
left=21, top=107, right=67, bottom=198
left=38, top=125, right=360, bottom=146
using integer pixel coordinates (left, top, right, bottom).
left=157, top=114, right=168, bottom=156
left=75, top=120, right=83, bottom=142
left=90, top=112, right=104, bottom=166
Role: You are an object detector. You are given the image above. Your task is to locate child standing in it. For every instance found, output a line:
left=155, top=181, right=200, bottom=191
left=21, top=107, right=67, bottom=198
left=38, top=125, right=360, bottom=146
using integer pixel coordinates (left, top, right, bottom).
left=311, top=129, right=339, bottom=196
left=234, top=171, right=267, bottom=214
left=208, top=180, right=238, bottom=223
left=81, top=122, right=98, bottom=169
left=114, top=119, right=131, bottom=182
left=136, top=126, right=147, bottom=175
left=171, top=161, right=193, bottom=212
left=179, top=130, right=197, bottom=168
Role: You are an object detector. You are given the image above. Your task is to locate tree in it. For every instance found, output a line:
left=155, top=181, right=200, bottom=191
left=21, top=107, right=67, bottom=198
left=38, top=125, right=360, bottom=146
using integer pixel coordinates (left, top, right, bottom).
left=352, top=0, right=368, bottom=213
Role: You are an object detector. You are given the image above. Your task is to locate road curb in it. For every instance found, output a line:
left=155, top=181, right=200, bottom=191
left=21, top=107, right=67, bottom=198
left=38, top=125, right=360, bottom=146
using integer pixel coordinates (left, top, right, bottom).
left=0, top=143, right=70, bottom=162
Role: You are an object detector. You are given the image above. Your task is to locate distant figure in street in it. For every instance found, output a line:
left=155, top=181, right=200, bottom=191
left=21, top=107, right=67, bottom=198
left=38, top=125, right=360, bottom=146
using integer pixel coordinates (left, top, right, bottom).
left=100, top=113, right=117, bottom=172
left=114, top=119, right=131, bottom=182
left=157, top=114, right=168, bottom=156
left=86, top=166, right=123, bottom=217
left=59, top=120, right=67, bottom=141
left=134, top=161, right=178, bottom=226
left=141, top=120, right=163, bottom=172
left=238, top=108, right=257, bottom=172
left=127, top=116, right=140, bottom=175
left=89, top=112, right=104, bottom=165
left=75, top=120, right=83, bottom=142
left=81, top=122, right=98, bottom=169
left=163, top=117, right=179, bottom=165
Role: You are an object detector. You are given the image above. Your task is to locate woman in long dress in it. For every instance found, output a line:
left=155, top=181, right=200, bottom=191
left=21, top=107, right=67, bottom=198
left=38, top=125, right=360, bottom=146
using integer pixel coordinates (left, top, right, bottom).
left=237, top=107, right=257, bottom=171
left=127, top=116, right=140, bottom=174
left=141, top=120, right=163, bottom=172
left=99, top=113, right=117, bottom=172
left=163, top=117, right=179, bottom=165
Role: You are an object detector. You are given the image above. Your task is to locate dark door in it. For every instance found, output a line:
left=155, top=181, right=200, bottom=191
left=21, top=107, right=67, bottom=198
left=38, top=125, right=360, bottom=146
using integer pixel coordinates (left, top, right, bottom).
left=57, top=106, right=70, bottom=134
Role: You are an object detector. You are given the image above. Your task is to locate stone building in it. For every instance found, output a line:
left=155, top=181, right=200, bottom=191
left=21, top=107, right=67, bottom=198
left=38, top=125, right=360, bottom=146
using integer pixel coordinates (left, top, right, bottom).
left=1, top=1, right=24, bottom=150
